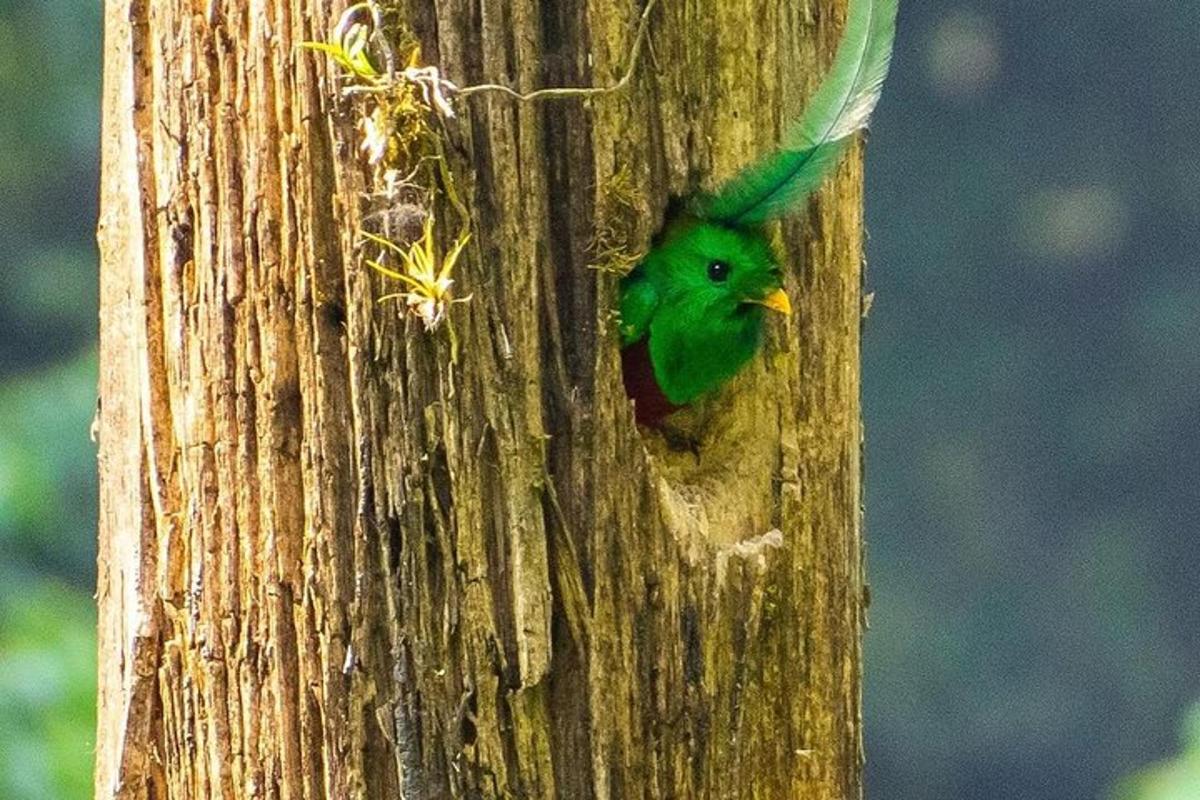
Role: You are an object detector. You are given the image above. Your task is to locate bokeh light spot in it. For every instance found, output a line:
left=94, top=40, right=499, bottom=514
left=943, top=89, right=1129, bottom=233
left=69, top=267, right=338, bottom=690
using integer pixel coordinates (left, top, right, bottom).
left=1018, top=185, right=1130, bottom=264
left=926, top=10, right=1002, bottom=99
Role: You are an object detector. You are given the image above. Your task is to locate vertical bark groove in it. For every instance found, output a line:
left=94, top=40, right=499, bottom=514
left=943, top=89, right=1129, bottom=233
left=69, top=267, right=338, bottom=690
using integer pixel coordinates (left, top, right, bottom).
left=98, top=0, right=866, bottom=797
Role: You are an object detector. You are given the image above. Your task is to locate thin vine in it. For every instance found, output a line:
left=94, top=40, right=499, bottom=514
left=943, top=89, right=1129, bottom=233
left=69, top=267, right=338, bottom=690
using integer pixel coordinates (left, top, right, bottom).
left=455, top=0, right=661, bottom=103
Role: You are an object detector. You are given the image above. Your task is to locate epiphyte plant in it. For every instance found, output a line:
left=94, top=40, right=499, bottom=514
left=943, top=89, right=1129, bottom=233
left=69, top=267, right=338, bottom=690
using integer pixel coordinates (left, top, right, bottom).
left=364, top=216, right=472, bottom=333
left=619, top=0, right=898, bottom=427
left=304, top=4, right=471, bottom=338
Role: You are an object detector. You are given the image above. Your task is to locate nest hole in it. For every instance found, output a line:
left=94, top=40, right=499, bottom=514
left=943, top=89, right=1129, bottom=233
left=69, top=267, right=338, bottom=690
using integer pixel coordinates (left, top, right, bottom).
left=634, top=350, right=790, bottom=550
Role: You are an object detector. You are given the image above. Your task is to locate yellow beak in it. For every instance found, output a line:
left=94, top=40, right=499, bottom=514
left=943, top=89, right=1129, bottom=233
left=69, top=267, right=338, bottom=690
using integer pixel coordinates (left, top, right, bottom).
left=753, top=288, right=792, bottom=316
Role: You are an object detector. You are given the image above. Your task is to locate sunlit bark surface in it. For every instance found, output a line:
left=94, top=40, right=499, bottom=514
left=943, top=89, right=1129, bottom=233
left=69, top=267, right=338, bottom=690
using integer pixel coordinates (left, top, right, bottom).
left=97, top=0, right=866, bottom=797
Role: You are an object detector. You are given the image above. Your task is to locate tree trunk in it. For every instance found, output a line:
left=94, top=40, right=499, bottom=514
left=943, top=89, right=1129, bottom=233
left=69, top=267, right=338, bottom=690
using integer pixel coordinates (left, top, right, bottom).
left=96, top=0, right=866, bottom=797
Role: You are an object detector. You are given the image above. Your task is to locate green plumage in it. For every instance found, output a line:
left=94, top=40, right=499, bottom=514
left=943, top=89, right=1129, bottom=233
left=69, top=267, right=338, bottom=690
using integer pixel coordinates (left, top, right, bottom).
left=620, top=0, right=898, bottom=424
left=620, top=220, right=780, bottom=406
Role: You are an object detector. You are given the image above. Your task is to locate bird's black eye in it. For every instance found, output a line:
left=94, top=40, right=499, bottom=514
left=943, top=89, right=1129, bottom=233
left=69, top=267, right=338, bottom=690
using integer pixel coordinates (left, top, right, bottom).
left=707, top=261, right=730, bottom=282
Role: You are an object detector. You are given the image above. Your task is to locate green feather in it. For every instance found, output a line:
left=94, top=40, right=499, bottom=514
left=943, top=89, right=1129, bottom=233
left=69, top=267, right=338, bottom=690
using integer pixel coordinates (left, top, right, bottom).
left=618, top=263, right=660, bottom=345
left=693, top=0, right=898, bottom=226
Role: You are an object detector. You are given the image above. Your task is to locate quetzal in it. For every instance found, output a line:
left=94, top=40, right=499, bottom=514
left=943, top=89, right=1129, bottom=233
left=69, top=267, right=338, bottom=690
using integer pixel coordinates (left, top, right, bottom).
left=619, top=0, right=897, bottom=426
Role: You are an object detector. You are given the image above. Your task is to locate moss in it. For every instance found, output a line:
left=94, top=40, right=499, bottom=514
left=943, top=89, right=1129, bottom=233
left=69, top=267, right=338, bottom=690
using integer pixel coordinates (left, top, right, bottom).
left=589, top=164, right=646, bottom=276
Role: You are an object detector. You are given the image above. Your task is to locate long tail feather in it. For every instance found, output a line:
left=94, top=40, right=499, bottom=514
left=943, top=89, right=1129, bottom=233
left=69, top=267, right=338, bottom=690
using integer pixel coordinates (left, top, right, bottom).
left=694, top=0, right=898, bottom=227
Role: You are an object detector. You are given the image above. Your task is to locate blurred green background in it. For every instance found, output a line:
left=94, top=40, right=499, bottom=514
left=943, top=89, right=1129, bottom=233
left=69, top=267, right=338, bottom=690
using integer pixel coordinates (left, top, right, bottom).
left=864, top=3, right=1200, bottom=799
left=0, top=1, right=1196, bottom=798
left=0, top=0, right=101, bottom=797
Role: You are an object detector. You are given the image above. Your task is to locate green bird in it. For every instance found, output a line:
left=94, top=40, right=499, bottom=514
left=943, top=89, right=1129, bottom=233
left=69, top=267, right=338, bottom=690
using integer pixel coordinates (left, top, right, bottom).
left=619, top=0, right=897, bottom=426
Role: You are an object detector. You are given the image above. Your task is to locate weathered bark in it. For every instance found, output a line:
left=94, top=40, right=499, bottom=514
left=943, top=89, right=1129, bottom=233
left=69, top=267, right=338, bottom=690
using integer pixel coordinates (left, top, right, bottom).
left=97, top=0, right=866, bottom=798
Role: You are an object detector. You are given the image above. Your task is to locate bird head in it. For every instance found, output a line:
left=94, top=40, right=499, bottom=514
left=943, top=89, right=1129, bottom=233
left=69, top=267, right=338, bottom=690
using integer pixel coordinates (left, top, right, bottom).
left=649, top=219, right=790, bottom=320
left=636, top=218, right=791, bottom=405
